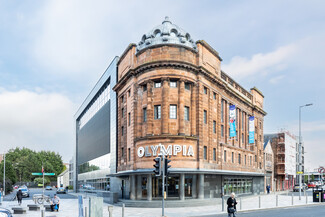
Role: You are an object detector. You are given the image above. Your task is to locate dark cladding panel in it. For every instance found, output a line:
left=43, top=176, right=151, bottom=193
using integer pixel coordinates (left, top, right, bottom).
left=77, top=100, right=110, bottom=165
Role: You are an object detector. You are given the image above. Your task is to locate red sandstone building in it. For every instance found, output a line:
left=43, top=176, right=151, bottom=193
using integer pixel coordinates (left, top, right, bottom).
left=113, top=17, right=267, bottom=200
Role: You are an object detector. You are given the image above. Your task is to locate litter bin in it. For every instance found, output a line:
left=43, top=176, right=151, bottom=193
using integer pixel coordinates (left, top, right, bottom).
left=313, top=189, right=325, bottom=202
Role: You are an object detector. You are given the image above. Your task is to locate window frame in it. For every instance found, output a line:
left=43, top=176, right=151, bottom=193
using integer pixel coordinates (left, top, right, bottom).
left=169, top=105, right=177, bottom=119
left=154, top=105, right=161, bottom=119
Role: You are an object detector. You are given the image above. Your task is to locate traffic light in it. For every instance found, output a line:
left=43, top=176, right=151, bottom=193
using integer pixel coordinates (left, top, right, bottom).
left=165, top=158, right=171, bottom=176
left=153, top=157, right=161, bottom=176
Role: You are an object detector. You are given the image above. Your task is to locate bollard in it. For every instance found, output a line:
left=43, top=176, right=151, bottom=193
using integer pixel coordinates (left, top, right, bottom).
left=240, top=197, right=242, bottom=210
left=108, top=205, right=114, bottom=217
left=292, top=193, right=294, bottom=206
left=85, top=207, right=88, bottom=217
left=122, top=203, right=125, bottom=217
left=41, top=207, right=45, bottom=217
left=259, top=196, right=261, bottom=208
left=319, top=193, right=321, bottom=203
left=221, top=196, right=224, bottom=212
left=306, top=194, right=308, bottom=204
left=276, top=195, right=278, bottom=207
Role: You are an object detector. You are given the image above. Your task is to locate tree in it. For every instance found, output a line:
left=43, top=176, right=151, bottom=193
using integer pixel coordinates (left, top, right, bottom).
left=3, top=147, right=64, bottom=183
left=0, top=160, right=17, bottom=194
left=34, top=177, right=50, bottom=186
left=311, top=174, right=315, bottom=182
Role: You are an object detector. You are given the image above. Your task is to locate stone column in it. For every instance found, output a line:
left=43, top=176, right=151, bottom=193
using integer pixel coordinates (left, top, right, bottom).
left=191, top=83, right=197, bottom=136
left=136, top=175, right=142, bottom=200
left=198, top=174, right=204, bottom=199
left=130, top=175, right=136, bottom=200
left=147, top=174, right=152, bottom=201
left=192, top=174, right=197, bottom=198
left=179, top=80, right=185, bottom=135
left=162, top=78, right=169, bottom=134
left=180, top=173, right=185, bottom=200
left=147, top=81, right=153, bottom=135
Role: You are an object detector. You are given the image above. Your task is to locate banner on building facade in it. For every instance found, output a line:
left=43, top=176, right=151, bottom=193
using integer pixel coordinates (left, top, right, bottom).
left=229, top=105, right=236, bottom=138
left=249, top=116, right=255, bottom=143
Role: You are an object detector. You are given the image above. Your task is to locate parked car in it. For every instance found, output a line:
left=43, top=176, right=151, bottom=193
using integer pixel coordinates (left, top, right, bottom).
left=45, top=186, right=52, bottom=190
left=19, top=188, right=29, bottom=198
left=56, top=187, right=66, bottom=194
left=308, top=182, right=316, bottom=188
left=0, top=208, right=12, bottom=217
left=293, top=183, right=308, bottom=192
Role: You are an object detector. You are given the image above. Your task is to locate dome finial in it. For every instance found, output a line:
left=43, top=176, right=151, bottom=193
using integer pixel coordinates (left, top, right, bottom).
left=162, top=16, right=171, bottom=24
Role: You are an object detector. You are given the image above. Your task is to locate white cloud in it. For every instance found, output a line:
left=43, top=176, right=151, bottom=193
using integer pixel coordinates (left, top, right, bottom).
left=0, top=89, right=76, bottom=161
left=269, top=75, right=285, bottom=84
left=222, top=44, right=297, bottom=79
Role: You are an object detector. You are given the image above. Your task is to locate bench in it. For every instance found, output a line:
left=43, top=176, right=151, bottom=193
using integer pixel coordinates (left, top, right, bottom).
left=12, top=207, right=27, bottom=214
left=27, top=204, right=40, bottom=211
left=44, top=204, right=52, bottom=211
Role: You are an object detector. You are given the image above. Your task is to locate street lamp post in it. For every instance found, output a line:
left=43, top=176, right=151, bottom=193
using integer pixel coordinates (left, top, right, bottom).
left=3, top=153, right=5, bottom=197
left=299, top=103, right=313, bottom=200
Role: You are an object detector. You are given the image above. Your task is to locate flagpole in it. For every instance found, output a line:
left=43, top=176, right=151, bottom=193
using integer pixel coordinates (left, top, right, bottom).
left=42, top=163, right=44, bottom=198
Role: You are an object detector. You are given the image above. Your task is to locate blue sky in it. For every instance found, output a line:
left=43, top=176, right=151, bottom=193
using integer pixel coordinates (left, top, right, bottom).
left=0, top=0, right=324, bottom=170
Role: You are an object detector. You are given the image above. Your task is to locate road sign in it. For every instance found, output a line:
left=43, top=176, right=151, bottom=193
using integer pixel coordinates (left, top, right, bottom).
left=297, top=171, right=303, bottom=174
left=32, top=173, right=55, bottom=176
left=318, top=167, right=325, bottom=174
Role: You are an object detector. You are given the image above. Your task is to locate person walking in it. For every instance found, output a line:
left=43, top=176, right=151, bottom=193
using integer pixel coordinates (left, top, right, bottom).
left=50, top=194, right=60, bottom=212
left=266, top=184, right=270, bottom=194
left=16, top=189, right=23, bottom=205
left=227, top=192, right=237, bottom=217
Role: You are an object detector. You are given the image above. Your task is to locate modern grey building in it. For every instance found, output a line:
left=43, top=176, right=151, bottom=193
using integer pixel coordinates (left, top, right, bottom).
left=74, top=57, right=120, bottom=193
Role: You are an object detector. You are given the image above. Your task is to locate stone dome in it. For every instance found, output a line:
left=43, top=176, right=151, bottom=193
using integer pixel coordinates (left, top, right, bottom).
left=136, top=16, right=197, bottom=53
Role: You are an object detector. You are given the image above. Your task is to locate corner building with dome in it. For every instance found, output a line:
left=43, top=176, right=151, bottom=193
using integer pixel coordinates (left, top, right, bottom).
left=113, top=17, right=267, bottom=200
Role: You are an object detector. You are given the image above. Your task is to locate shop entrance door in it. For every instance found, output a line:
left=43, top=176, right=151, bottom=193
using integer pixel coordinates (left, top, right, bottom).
left=152, top=175, right=180, bottom=199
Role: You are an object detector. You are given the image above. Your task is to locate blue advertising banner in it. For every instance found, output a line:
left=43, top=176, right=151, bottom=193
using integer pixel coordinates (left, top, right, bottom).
left=249, top=116, right=255, bottom=144
left=229, top=105, right=236, bottom=137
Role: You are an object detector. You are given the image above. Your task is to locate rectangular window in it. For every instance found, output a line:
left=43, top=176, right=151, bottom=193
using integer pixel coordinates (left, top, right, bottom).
left=242, top=112, right=244, bottom=130
left=121, top=108, right=124, bottom=118
left=259, top=162, right=262, bottom=169
left=204, top=110, right=207, bottom=124
left=213, top=148, right=216, bottom=161
left=204, top=146, right=207, bottom=160
left=143, top=84, right=147, bottom=91
left=128, top=148, right=131, bottom=161
left=255, top=155, right=257, bottom=162
left=170, top=81, right=177, bottom=88
left=242, top=133, right=244, bottom=143
left=121, top=147, right=124, bottom=157
left=170, top=105, right=177, bottom=119
left=221, top=125, right=224, bottom=137
left=128, top=112, right=131, bottom=126
left=143, top=108, right=147, bottom=122
left=221, top=100, right=224, bottom=123
left=245, top=155, right=247, bottom=165
left=121, top=126, right=124, bottom=136
left=238, top=154, right=241, bottom=164
left=213, top=121, right=216, bottom=134
left=185, top=83, right=190, bottom=90
left=185, top=106, right=190, bottom=121
left=154, top=81, right=161, bottom=88
left=213, top=92, right=217, bottom=99
left=232, top=152, right=234, bottom=163
left=128, top=89, right=131, bottom=97
left=204, top=86, right=207, bottom=94
left=121, top=95, right=124, bottom=103
left=250, top=156, right=252, bottom=165
left=154, top=105, right=161, bottom=119
left=224, top=150, right=227, bottom=162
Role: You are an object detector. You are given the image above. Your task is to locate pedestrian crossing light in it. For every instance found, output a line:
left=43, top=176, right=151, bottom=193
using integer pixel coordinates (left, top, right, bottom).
left=165, top=158, right=171, bottom=176
left=153, top=157, right=161, bottom=176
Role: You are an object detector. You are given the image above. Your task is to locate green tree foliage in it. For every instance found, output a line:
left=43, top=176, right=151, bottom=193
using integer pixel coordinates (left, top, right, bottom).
left=3, top=147, right=64, bottom=183
left=34, top=177, right=50, bottom=185
left=0, top=160, right=17, bottom=194
left=311, top=174, right=315, bottom=181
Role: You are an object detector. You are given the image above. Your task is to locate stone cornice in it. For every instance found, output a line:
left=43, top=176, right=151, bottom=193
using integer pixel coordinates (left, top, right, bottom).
left=196, top=40, right=223, bottom=61
left=135, top=134, right=198, bottom=142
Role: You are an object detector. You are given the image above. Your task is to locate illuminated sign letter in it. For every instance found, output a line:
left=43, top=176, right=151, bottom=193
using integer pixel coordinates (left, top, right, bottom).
left=187, top=145, right=194, bottom=157
left=160, top=145, right=172, bottom=156
left=151, top=145, right=158, bottom=156
left=137, top=147, right=145, bottom=158
left=173, top=145, right=182, bottom=156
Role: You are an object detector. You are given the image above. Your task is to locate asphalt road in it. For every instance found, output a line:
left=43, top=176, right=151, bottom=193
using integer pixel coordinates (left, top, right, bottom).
left=3, top=188, right=77, bottom=201
left=198, top=204, right=325, bottom=217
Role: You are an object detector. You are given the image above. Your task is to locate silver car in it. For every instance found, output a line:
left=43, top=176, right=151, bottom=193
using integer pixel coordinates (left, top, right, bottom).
left=0, top=208, right=13, bottom=217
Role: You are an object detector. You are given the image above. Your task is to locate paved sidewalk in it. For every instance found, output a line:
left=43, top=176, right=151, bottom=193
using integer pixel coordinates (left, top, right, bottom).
left=0, top=194, right=319, bottom=217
